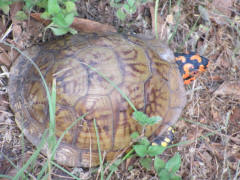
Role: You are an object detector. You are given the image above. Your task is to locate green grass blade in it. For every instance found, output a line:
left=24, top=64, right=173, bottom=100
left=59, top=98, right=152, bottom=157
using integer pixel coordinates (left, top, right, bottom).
left=106, top=149, right=134, bottom=180
left=154, top=0, right=160, bottom=38
left=48, top=78, right=57, bottom=147
left=1, top=153, right=26, bottom=179
left=168, top=0, right=182, bottom=43
left=51, top=161, right=81, bottom=180
left=94, top=118, right=104, bottom=180
left=0, top=40, right=55, bottom=140
left=47, top=78, right=57, bottom=177
left=178, top=16, right=201, bottom=49
left=13, top=130, right=48, bottom=180
left=37, top=113, right=87, bottom=179
left=0, top=175, right=13, bottom=179
left=51, top=114, right=87, bottom=159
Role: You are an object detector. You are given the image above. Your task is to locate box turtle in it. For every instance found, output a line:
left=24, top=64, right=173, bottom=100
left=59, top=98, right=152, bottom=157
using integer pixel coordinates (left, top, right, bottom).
left=8, top=33, right=209, bottom=167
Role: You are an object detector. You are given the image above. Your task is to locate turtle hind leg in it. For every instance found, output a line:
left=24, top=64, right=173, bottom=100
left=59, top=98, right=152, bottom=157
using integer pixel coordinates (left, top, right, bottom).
left=152, top=127, right=175, bottom=147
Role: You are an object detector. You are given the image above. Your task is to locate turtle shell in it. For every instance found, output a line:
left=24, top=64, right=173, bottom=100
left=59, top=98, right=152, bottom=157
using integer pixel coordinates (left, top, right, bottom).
left=8, top=33, right=186, bottom=167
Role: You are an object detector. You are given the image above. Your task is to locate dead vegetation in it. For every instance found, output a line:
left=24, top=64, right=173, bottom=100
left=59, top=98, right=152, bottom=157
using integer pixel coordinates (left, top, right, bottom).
left=0, top=0, right=240, bottom=179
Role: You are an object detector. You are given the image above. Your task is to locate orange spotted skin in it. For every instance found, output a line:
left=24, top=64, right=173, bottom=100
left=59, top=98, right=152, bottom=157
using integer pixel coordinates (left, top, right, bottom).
left=174, top=52, right=209, bottom=84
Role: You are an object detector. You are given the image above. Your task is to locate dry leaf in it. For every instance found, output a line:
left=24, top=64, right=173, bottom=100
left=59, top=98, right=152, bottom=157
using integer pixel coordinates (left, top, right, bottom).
left=166, top=14, right=174, bottom=24
left=0, top=17, right=7, bottom=37
left=10, top=2, right=24, bottom=42
left=215, top=53, right=231, bottom=68
left=31, top=13, right=116, bottom=34
left=209, top=0, right=233, bottom=25
left=72, top=18, right=116, bottom=33
left=10, top=2, right=41, bottom=50
left=212, top=0, right=233, bottom=17
left=214, top=81, right=240, bottom=97
left=200, top=151, right=213, bottom=164
left=211, top=107, right=222, bottom=122
left=0, top=53, right=11, bottom=67
left=230, top=107, right=240, bottom=129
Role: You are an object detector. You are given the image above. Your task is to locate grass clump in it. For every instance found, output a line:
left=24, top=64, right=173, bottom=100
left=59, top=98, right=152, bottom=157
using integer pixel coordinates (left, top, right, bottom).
left=0, top=0, right=78, bottom=36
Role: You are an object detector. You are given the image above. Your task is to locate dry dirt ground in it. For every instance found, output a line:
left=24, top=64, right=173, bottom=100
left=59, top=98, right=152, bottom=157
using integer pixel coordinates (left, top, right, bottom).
left=0, top=0, right=240, bottom=179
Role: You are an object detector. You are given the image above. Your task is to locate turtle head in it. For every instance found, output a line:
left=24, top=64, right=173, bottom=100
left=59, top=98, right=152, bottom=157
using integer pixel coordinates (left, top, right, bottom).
left=146, top=39, right=176, bottom=63
left=146, top=38, right=210, bottom=84
left=174, top=52, right=210, bottom=85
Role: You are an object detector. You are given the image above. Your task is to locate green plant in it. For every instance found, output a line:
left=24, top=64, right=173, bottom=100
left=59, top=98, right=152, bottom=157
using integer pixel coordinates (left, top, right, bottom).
left=0, top=0, right=13, bottom=14
left=110, top=0, right=149, bottom=21
left=22, top=0, right=78, bottom=35
left=132, top=132, right=182, bottom=179
left=38, top=0, right=78, bottom=35
left=0, top=0, right=78, bottom=36
left=154, top=154, right=181, bottom=180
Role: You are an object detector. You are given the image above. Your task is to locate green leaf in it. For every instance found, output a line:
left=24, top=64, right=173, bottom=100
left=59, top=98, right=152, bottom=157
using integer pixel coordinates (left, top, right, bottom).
left=130, top=6, right=137, bottom=14
left=158, top=169, right=170, bottom=180
left=133, top=111, right=147, bottom=124
left=68, top=27, right=77, bottom=34
left=116, top=9, right=126, bottom=21
left=147, top=145, right=166, bottom=156
left=24, top=0, right=37, bottom=10
left=64, top=1, right=77, bottom=14
left=36, top=0, right=48, bottom=8
left=0, top=4, right=10, bottom=15
left=52, top=13, right=73, bottom=28
left=52, top=13, right=74, bottom=28
left=133, top=111, right=162, bottom=125
left=41, top=11, right=50, bottom=20
left=133, top=145, right=147, bottom=157
left=114, top=0, right=122, bottom=3
left=49, top=26, right=69, bottom=36
left=15, top=11, right=28, bottom=21
left=148, top=115, right=162, bottom=124
left=52, top=13, right=65, bottom=26
left=48, top=0, right=60, bottom=15
left=154, top=157, right=165, bottom=172
left=140, top=158, right=152, bottom=170
left=127, top=0, right=135, bottom=7
left=130, top=132, right=139, bottom=140
left=165, top=153, right=181, bottom=174
left=110, top=0, right=122, bottom=8
left=64, top=13, right=75, bottom=26
left=123, top=4, right=130, bottom=14
left=139, top=137, right=150, bottom=146
left=109, top=159, right=122, bottom=171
